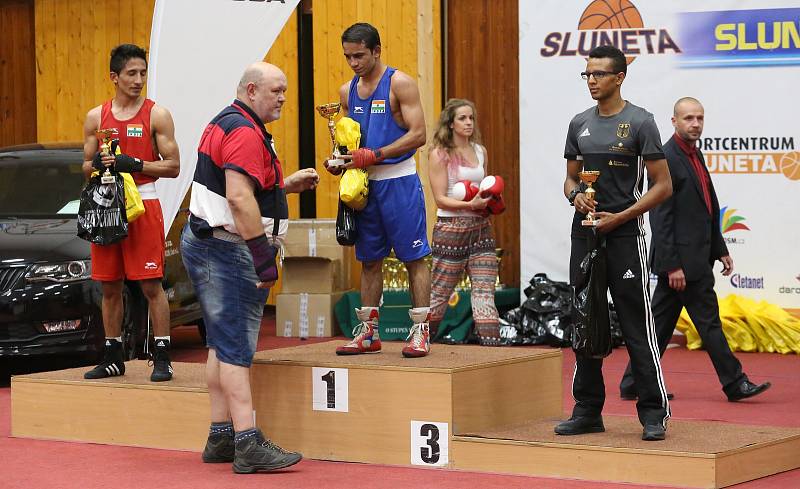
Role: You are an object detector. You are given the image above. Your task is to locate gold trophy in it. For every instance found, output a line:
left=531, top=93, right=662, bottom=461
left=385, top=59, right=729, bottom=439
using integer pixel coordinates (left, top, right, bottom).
left=315, top=102, right=346, bottom=168
left=96, top=128, right=119, bottom=184
left=579, top=170, right=600, bottom=226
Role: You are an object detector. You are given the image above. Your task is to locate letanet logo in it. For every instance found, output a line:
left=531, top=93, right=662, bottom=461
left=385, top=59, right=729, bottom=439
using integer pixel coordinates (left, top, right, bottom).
left=540, top=0, right=681, bottom=63
left=730, top=273, right=764, bottom=289
left=719, top=206, right=749, bottom=244
left=699, top=136, right=800, bottom=181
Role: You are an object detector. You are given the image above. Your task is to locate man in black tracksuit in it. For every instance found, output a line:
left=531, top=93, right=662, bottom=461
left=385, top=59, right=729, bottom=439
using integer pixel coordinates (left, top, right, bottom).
left=557, top=45, right=673, bottom=441
left=618, top=97, right=771, bottom=402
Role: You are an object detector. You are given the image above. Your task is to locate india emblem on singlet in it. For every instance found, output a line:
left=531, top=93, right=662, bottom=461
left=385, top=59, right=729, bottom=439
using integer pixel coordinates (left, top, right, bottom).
left=371, top=100, right=386, bottom=114
left=127, top=124, right=144, bottom=138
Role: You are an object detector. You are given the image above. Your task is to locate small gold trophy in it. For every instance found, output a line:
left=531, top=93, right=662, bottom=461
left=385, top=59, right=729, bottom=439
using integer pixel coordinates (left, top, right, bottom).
left=315, top=102, right=346, bottom=168
left=579, top=170, right=600, bottom=226
left=96, top=128, right=119, bottom=184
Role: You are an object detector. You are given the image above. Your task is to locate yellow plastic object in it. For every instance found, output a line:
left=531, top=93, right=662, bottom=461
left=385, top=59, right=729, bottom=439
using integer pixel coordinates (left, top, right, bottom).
left=675, top=294, right=800, bottom=354
left=121, top=173, right=145, bottom=222
left=334, top=117, right=361, bottom=152
left=90, top=170, right=145, bottom=222
left=339, top=168, right=369, bottom=210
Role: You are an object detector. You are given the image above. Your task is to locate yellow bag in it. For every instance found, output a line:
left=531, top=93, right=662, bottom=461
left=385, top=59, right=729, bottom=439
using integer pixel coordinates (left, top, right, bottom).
left=90, top=170, right=145, bottom=222
left=334, top=117, right=361, bottom=152
left=334, top=117, right=369, bottom=210
left=339, top=168, right=369, bottom=210
left=121, top=173, right=145, bottom=222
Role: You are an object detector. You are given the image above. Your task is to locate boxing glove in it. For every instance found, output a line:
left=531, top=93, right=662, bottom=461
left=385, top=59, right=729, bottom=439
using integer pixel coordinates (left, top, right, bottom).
left=479, top=175, right=505, bottom=198
left=452, top=180, right=479, bottom=201
left=486, top=193, right=506, bottom=215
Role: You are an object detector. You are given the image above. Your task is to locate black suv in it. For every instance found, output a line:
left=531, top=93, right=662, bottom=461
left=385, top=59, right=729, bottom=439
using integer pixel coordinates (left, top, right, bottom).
left=0, top=143, right=202, bottom=360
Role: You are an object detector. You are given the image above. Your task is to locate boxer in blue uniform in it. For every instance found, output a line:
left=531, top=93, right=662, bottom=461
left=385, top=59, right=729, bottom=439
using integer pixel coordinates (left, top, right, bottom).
left=324, top=23, right=432, bottom=358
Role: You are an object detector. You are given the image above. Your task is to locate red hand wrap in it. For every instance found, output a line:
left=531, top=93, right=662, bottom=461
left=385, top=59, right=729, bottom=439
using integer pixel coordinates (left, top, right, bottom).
left=350, top=148, right=384, bottom=169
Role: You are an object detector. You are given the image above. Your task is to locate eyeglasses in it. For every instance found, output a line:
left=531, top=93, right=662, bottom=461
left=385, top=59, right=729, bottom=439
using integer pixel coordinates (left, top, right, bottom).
left=580, top=71, right=617, bottom=80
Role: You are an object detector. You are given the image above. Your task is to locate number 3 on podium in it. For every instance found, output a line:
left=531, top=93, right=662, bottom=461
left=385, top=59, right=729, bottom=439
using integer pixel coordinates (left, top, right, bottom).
left=411, top=420, right=449, bottom=466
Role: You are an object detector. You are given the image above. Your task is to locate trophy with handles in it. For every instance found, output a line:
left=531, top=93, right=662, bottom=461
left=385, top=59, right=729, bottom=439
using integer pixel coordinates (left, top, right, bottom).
left=315, top=102, right=346, bottom=168
left=95, top=128, right=119, bottom=184
left=579, top=170, right=600, bottom=226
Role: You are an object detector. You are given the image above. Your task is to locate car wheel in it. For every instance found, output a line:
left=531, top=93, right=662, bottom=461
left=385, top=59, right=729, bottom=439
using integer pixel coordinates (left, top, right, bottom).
left=121, top=285, right=148, bottom=361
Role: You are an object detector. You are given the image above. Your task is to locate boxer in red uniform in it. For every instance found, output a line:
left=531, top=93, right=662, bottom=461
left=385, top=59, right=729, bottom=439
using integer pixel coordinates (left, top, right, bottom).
left=82, top=44, right=180, bottom=382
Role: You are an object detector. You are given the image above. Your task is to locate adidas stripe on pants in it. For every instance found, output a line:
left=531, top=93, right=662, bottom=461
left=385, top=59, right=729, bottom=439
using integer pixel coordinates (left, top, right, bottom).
left=568, top=233, right=670, bottom=428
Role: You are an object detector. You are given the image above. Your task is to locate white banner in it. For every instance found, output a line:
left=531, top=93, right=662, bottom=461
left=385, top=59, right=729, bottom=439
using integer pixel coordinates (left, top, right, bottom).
left=520, top=1, right=800, bottom=308
left=148, top=0, right=299, bottom=234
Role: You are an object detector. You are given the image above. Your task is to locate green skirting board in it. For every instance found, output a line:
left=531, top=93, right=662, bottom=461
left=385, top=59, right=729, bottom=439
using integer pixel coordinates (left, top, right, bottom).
left=335, top=288, right=520, bottom=342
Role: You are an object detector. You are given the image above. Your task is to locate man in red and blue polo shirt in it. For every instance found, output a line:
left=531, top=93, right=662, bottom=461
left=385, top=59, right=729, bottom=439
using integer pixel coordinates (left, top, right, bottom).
left=182, top=62, right=318, bottom=473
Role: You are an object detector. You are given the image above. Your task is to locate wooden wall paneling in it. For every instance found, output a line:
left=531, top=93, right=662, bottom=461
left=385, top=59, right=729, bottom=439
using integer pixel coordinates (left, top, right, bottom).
left=34, top=0, right=54, bottom=142
left=447, top=0, right=519, bottom=288
left=0, top=0, right=37, bottom=147
left=35, top=0, right=155, bottom=143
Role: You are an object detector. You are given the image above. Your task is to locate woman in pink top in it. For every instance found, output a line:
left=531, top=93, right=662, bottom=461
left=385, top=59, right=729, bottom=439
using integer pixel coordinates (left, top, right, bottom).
left=427, top=99, right=504, bottom=346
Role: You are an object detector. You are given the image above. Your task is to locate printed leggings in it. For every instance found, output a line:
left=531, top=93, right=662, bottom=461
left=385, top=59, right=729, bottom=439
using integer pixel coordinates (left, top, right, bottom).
left=429, top=216, right=500, bottom=342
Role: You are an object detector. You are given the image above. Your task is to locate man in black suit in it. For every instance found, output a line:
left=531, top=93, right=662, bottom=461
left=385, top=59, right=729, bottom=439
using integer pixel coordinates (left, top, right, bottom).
left=619, top=97, right=771, bottom=402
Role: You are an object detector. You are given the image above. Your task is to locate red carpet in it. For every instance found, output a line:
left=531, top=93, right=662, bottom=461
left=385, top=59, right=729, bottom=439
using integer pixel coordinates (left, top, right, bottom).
left=2, top=311, right=799, bottom=489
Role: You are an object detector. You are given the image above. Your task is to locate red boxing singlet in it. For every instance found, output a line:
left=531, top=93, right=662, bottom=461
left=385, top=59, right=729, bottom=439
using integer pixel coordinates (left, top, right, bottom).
left=99, top=98, right=159, bottom=185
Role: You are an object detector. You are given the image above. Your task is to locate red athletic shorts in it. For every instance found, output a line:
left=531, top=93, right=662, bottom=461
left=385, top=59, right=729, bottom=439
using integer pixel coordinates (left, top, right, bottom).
left=91, top=199, right=165, bottom=281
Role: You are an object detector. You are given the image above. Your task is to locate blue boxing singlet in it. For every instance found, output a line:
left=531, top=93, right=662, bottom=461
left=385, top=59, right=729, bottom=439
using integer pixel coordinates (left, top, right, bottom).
left=347, top=66, right=415, bottom=165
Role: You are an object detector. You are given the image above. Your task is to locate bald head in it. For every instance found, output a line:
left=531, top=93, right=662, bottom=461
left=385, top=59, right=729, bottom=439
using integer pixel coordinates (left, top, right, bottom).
left=673, top=96, right=703, bottom=117
left=671, top=96, right=704, bottom=143
left=236, top=62, right=287, bottom=123
left=237, top=62, right=285, bottom=97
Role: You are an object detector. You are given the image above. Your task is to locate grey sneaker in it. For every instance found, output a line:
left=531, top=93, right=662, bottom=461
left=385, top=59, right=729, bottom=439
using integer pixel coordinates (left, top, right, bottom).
left=202, top=433, right=234, bottom=463
left=233, top=430, right=302, bottom=474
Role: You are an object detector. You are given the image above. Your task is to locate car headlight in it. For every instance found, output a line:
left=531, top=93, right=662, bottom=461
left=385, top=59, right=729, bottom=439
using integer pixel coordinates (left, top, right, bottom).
left=25, top=260, right=92, bottom=283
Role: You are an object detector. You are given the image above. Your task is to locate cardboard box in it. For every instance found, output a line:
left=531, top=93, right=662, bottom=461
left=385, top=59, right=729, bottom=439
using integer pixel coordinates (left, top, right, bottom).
left=281, top=257, right=340, bottom=294
left=284, top=219, right=340, bottom=259
left=283, top=219, right=355, bottom=290
left=276, top=291, right=347, bottom=337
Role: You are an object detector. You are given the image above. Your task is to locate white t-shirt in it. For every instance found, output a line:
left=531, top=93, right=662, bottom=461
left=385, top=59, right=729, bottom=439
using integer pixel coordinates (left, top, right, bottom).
left=438, top=142, right=486, bottom=217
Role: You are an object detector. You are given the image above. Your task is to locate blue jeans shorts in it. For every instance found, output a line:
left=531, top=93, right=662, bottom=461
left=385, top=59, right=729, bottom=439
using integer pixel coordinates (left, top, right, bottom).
left=180, top=224, right=269, bottom=367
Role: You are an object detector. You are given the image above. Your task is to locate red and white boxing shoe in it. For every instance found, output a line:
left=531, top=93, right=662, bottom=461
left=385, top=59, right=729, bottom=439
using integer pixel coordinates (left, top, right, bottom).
left=402, top=308, right=431, bottom=358
left=336, top=307, right=382, bottom=355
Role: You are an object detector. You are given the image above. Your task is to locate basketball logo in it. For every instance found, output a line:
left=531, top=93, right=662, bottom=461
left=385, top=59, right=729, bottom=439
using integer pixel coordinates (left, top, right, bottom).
left=578, top=0, right=644, bottom=64
left=779, top=151, right=800, bottom=180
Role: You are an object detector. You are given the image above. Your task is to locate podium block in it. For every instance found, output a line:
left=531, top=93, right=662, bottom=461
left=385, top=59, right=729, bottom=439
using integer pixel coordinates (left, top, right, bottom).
left=11, top=361, right=209, bottom=451
left=451, top=417, right=800, bottom=488
left=250, top=342, right=562, bottom=466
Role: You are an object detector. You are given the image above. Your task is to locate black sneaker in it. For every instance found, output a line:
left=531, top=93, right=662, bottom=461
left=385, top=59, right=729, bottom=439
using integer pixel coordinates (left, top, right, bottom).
left=233, top=430, right=302, bottom=474
left=642, top=423, right=666, bottom=441
left=554, top=415, right=605, bottom=435
left=150, top=339, right=173, bottom=382
left=202, top=433, right=235, bottom=463
left=84, top=340, right=126, bottom=379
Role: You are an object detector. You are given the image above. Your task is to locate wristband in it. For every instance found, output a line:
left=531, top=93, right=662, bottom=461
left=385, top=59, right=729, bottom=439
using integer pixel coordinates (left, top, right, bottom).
left=245, top=235, right=279, bottom=283
left=567, top=186, right=582, bottom=205
left=92, top=152, right=105, bottom=171
left=113, top=153, right=144, bottom=173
